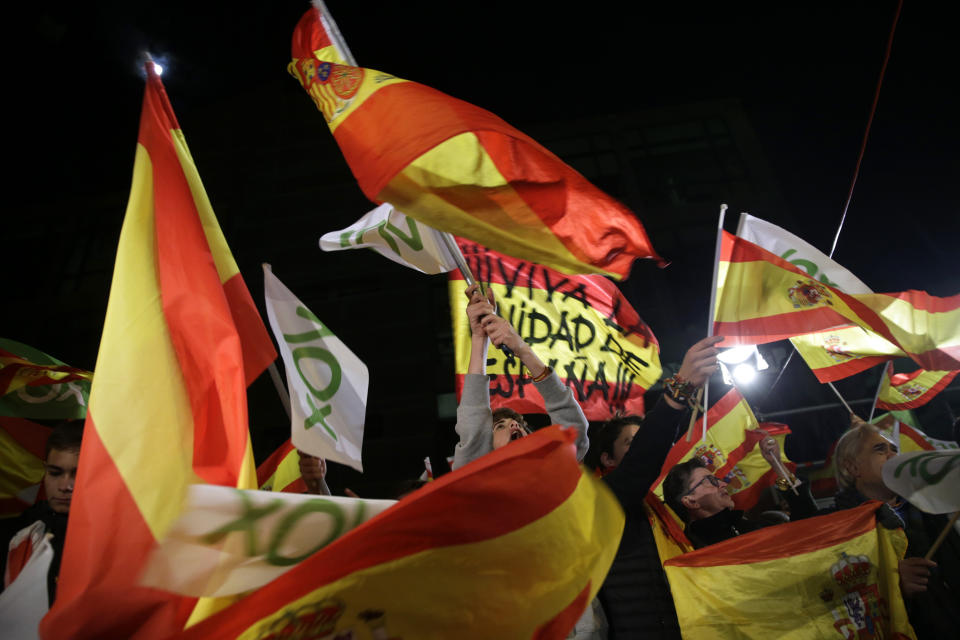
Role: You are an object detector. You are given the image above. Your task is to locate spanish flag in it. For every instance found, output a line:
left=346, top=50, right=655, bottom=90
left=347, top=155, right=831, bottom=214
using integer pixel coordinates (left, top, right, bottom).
left=0, top=417, right=51, bottom=518
left=664, top=502, right=916, bottom=639
left=288, top=7, right=663, bottom=280
left=715, top=231, right=960, bottom=371
left=256, top=438, right=307, bottom=493
left=40, top=62, right=276, bottom=639
left=876, top=362, right=958, bottom=411
left=651, top=388, right=793, bottom=511
left=449, top=238, right=661, bottom=419
left=169, top=426, right=624, bottom=640
left=789, top=325, right=903, bottom=383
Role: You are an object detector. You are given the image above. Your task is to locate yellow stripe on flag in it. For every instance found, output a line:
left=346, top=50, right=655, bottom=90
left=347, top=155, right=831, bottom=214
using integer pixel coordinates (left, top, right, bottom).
left=91, top=144, right=200, bottom=539
left=0, top=427, right=44, bottom=497
left=380, top=133, right=595, bottom=277
left=664, top=506, right=915, bottom=639
left=227, top=470, right=620, bottom=640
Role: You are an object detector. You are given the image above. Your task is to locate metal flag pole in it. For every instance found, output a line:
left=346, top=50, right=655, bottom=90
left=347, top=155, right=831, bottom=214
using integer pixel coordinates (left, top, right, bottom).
left=827, top=381, right=855, bottom=415
left=700, top=204, right=728, bottom=442
left=312, top=2, right=507, bottom=356
left=868, top=363, right=889, bottom=422
left=268, top=362, right=292, bottom=419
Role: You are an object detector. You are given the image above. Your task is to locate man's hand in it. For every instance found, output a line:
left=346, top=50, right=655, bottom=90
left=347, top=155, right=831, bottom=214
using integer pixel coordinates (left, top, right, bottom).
left=481, top=314, right=525, bottom=354
left=298, top=452, right=327, bottom=495
left=757, top=431, right=781, bottom=465
left=676, top=336, right=724, bottom=387
left=464, top=283, right=496, bottom=338
left=899, top=556, right=936, bottom=597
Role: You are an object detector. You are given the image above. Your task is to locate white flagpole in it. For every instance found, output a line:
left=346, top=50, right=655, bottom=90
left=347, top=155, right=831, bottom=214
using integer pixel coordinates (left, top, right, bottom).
left=827, top=381, right=855, bottom=415
left=702, top=204, right=728, bottom=442
left=868, top=363, right=888, bottom=422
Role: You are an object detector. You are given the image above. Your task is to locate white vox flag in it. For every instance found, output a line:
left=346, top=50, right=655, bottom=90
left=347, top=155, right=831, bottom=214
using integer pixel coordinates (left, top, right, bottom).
left=0, top=522, right=52, bottom=639
left=140, top=485, right=395, bottom=597
left=882, top=451, right=960, bottom=515
left=735, top=212, right=872, bottom=294
left=264, top=264, right=368, bottom=471
left=319, top=203, right=459, bottom=274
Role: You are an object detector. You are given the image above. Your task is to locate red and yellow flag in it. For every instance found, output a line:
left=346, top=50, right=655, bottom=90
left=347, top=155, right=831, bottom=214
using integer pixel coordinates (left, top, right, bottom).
left=288, top=8, right=663, bottom=280
left=876, top=362, right=958, bottom=411
left=715, top=231, right=960, bottom=371
left=0, top=349, right=92, bottom=397
left=170, top=426, right=624, bottom=640
left=652, top=388, right=793, bottom=511
left=40, top=62, right=276, bottom=640
left=0, top=416, right=51, bottom=518
left=896, top=421, right=958, bottom=452
left=664, top=501, right=916, bottom=639
left=256, top=439, right=307, bottom=493
left=450, top=239, right=661, bottom=419
left=790, top=325, right=903, bottom=383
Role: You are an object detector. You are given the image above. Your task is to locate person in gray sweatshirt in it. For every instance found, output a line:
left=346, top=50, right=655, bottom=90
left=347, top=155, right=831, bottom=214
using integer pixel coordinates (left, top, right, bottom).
left=452, top=283, right=589, bottom=470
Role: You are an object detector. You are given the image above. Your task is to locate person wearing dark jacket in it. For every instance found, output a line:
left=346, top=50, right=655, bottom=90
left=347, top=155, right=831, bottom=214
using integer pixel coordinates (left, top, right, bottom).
left=831, top=417, right=959, bottom=638
left=662, top=444, right=818, bottom=549
left=598, top=336, right=722, bottom=639
left=1, top=421, right=82, bottom=605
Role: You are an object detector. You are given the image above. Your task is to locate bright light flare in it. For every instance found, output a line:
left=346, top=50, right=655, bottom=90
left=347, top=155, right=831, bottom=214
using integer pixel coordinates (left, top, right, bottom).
left=153, top=63, right=164, bottom=76
left=733, top=363, right=757, bottom=384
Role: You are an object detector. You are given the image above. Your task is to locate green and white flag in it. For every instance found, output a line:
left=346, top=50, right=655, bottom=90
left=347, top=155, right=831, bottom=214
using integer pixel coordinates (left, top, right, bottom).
left=263, top=265, right=368, bottom=471
left=320, top=203, right=459, bottom=274
left=735, top=212, right=872, bottom=294
left=882, top=451, right=960, bottom=514
left=0, top=339, right=91, bottom=420
left=140, top=484, right=395, bottom=597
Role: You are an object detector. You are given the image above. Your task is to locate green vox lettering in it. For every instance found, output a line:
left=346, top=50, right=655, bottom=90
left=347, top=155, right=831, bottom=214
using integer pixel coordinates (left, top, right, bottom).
left=266, top=500, right=347, bottom=566
left=339, top=217, right=424, bottom=255
left=780, top=249, right=839, bottom=288
left=202, top=490, right=285, bottom=556
left=894, top=452, right=960, bottom=485
left=282, top=307, right=343, bottom=441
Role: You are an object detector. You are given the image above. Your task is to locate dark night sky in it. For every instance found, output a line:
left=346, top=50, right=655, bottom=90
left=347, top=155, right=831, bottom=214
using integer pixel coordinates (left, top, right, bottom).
left=5, top=1, right=959, bottom=480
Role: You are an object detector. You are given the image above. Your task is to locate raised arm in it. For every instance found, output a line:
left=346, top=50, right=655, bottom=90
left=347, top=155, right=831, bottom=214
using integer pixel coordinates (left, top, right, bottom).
left=453, top=284, right=498, bottom=469
left=481, top=292, right=590, bottom=460
left=605, top=336, right=723, bottom=509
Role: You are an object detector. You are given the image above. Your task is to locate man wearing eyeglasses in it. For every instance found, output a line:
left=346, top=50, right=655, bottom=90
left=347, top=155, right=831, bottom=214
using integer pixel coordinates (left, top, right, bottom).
left=663, top=440, right=817, bottom=549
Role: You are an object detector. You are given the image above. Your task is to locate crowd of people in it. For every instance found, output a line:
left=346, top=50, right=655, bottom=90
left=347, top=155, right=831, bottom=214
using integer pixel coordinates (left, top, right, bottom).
left=2, top=282, right=957, bottom=638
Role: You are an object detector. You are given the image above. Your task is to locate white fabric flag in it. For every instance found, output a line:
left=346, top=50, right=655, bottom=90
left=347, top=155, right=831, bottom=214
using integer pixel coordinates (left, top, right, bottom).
left=319, top=203, right=459, bottom=274
left=140, top=485, right=395, bottom=597
left=736, top=212, right=872, bottom=294
left=264, top=265, right=368, bottom=471
left=882, top=451, right=960, bottom=514
left=0, top=522, right=52, bottom=639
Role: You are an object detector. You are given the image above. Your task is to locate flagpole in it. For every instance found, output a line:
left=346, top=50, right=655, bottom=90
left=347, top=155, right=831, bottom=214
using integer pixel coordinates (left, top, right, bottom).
left=268, top=362, right=291, bottom=419
left=827, top=381, right=854, bottom=415
left=315, top=0, right=504, bottom=355
left=867, top=363, right=888, bottom=421
left=314, top=1, right=357, bottom=66
left=701, top=203, right=728, bottom=442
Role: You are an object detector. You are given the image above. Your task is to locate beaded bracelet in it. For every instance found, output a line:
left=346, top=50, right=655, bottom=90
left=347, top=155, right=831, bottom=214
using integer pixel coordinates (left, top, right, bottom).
left=664, top=373, right=697, bottom=405
left=530, top=366, right=552, bottom=383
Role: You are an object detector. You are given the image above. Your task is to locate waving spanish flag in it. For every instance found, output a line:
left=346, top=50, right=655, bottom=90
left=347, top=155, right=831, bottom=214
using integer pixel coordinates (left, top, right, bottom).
left=652, top=388, right=793, bottom=511
left=789, top=326, right=904, bottom=383
left=40, top=62, right=276, bottom=640
left=288, top=7, right=662, bottom=279
left=876, top=362, right=958, bottom=411
left=664, top=502, right=916, bottom=639
left=449, top=238, right=661, bottom=419
left=714, top=231, right=960, bottom=371
left=0, top=417, right=51, bottom=518
left=256, top=438, right=307, bottom=493
left=169, top=426, right=624, bottom=640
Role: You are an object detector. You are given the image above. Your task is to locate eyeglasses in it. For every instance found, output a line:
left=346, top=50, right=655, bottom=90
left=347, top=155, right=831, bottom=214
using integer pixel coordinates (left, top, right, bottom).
left=684, top=474, right=722, bottom=496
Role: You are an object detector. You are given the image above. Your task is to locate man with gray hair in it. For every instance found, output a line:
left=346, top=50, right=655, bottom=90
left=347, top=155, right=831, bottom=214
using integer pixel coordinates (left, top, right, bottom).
left=832, top=414, right=959, bottom=637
